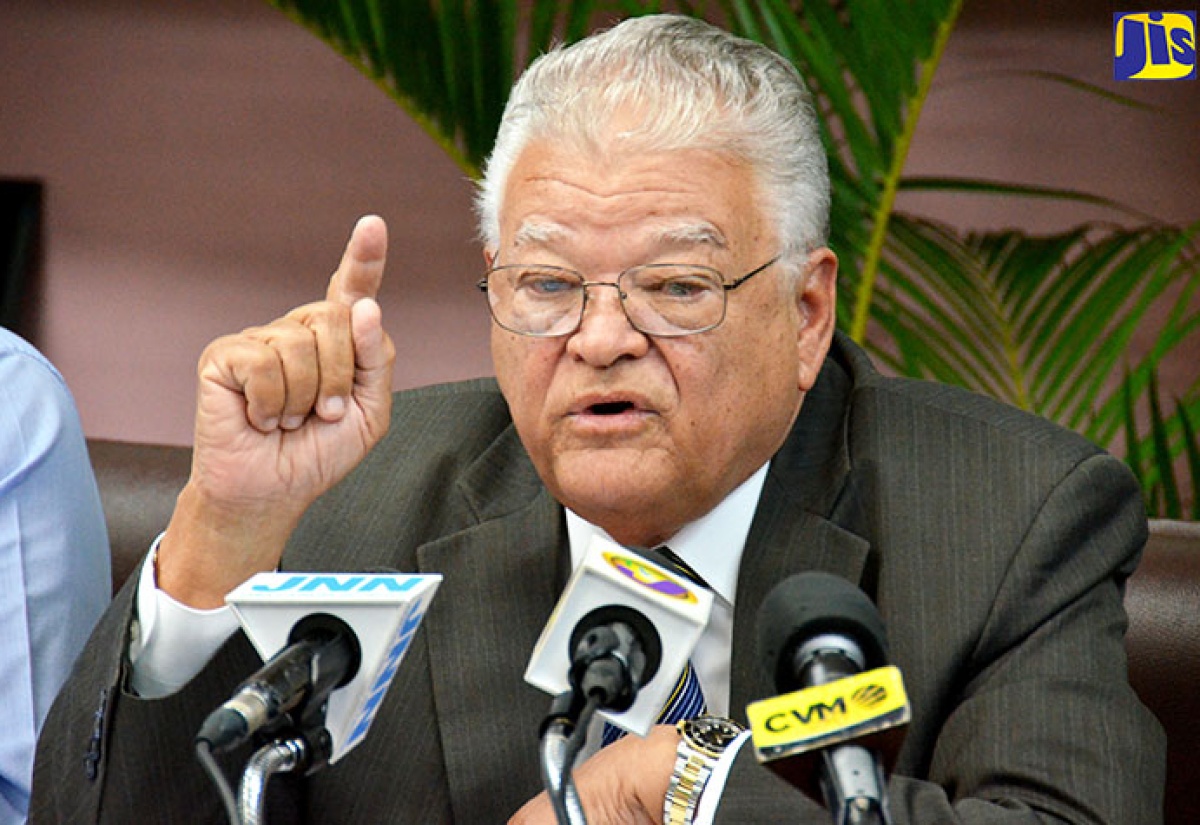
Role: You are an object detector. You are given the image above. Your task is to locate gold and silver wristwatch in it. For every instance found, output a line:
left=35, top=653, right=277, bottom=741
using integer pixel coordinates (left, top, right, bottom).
left=663, top=715, right=746, bottom=825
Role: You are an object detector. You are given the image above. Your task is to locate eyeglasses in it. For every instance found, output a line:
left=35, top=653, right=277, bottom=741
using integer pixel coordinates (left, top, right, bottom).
left=476, top=255, right=781, bottom=338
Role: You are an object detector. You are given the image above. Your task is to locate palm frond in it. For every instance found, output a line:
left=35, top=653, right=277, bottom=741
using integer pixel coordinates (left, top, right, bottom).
left=266, top=0, right=607, bottom=177
left=900, top=177, right=1161, bottom=223
left=1122, top=368, right=1200, bottom=518
left=720, top=0, right=963, bottom=342
left=871, top=217, right=1200, bottom=449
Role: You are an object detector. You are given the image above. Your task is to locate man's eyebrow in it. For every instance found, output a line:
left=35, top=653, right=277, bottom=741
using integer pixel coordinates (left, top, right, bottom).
left=511, top=219, right=728, bottom=249
left=512, top=220, right=570, bottom=247
left=651, top=221, right=728, bottom=249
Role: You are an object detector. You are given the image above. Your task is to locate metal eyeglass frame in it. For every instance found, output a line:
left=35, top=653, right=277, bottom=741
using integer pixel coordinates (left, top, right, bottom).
left=476, top=254, right=781, bottom=338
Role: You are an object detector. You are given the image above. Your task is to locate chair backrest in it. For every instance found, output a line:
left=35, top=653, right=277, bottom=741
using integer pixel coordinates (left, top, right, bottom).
left=86, top=438, right=192, bottom=594
left=1124, top=518, right=1200, bottom=825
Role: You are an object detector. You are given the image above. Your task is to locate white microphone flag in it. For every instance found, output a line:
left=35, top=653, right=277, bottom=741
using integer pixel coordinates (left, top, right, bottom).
left=525, top=535, right=713, bottom=737
left=226, top=571, right=441, bottom=762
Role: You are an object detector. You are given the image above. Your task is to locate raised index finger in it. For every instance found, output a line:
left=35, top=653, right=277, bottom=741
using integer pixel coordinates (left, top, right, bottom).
left=326, top=214, right=388, bottom=307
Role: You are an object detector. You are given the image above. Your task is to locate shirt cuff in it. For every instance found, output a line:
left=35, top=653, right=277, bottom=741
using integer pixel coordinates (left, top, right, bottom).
left=692, top=729, right=751, bottom=825
left=128, top=534, right=240, bottom=698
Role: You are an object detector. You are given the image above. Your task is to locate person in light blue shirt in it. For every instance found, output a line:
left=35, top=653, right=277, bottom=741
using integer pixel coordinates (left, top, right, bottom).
left=0, top=326, right=109, bottom=823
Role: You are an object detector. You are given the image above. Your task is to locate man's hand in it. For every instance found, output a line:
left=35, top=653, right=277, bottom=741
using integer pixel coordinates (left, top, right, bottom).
left=510, top=724, right=680, bottom=825
left=158, top=215, right=396, bottom=607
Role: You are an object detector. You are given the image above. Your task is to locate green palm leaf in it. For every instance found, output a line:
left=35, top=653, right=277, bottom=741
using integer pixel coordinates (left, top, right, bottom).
left=1124, top=369, right=1200, bottom=518
left=873, top=216, right=1200, bottom=452
left=266, top=0, right=608, bottom=176
left=719, top=0, right=962, bottom=341
left=1182, top=403, right=1200, bottom=519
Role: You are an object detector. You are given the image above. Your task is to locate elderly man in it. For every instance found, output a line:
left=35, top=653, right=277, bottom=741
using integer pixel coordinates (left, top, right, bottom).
left=32, top=14, right=1162, bottom=824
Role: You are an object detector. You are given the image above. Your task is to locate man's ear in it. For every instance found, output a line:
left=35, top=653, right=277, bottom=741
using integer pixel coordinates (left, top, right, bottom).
left=483, top=248, right=496, bottom=269
left=795, top=247, right=838, bottom=392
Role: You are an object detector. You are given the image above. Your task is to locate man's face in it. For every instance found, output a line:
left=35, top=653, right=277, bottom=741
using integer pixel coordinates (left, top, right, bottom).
left=489, top=138, right=837, bottom=547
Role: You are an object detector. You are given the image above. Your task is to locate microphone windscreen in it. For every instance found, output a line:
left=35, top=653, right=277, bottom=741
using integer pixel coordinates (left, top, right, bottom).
left=569, top=604, right=664, bottom=687
left=287, top=613, right=362, bottom=691
left=756, top=572, right=888, bottom=693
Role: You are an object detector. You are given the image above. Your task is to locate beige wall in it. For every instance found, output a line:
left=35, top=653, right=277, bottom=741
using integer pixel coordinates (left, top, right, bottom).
left=2, top=0, right=1197, bottom=445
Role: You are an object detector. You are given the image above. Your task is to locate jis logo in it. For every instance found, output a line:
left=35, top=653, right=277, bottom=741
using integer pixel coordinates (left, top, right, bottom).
left=603, top=551, right=698, bottom=603
left=1114, top=12, right=1196, bottom=80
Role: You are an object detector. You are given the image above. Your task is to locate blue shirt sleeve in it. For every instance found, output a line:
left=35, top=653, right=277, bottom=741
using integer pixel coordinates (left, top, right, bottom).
left=0, top=329, right=110, bottom=823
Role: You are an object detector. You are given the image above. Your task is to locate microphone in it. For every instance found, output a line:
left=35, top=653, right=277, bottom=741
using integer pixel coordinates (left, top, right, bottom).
left=525, top=534, right=713, bottom=737
left=196, top=571, right=441, bottom=763
left=746, top=572, right=909, bottom=825
left=568, top=604, right=663, bottom=714
left=536, top=603, right=668, bottom=825
left=196, top=612, right=361, bottom=756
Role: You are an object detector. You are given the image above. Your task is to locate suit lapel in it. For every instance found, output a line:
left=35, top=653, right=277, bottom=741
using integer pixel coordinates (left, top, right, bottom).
left=416, top=426, right=568, bottom=820
left=730, top=341, right=873, bottom=712
left=731, top=513, right=870, bottom=713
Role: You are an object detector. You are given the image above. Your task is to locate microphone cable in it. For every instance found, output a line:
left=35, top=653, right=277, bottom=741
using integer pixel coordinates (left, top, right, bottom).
left=195, top=738, right=241, bottom=825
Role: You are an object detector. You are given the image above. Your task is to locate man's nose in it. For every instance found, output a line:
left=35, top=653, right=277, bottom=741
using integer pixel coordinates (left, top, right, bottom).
left=567, top=282, right=649, bottom=365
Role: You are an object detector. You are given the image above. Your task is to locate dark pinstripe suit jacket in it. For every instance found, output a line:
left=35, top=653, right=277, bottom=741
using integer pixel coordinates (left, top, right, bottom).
left=31, top=335, right=1165, bottom=823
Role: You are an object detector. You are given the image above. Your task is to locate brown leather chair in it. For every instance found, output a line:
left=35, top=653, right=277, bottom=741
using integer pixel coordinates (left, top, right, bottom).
left=86, top=440, right=1199, bottom=820
left=1125, top=519, right=1200, bottom=825
left=86, top=438, right=192, bottom=594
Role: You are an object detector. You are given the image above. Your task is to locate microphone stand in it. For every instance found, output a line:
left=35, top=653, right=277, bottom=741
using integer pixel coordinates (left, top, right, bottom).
left=819, top=745, right=890, bottom=825
left=196, top=616, right=357, bottom=824
left=238, top=735, right=306, bottom=825
left=237, top=724, right=332, bottom=825
left=801, top=642, right=892, bottom=825
left=538, top=691, right=591, bottom=825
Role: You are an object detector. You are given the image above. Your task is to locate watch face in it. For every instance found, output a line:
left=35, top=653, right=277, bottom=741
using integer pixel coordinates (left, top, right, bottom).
left=682, top=716, right=745, bottom=752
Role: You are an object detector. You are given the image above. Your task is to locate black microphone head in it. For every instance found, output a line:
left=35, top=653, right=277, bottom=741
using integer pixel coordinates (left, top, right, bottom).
left=757, top=572, right=888, bottom=694
left=288, top=613, right=363, bottom=689
left=568, top=604, right=663, bottom=708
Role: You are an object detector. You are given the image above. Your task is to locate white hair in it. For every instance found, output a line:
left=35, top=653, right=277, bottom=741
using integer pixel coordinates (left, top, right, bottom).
left=475, top=14, right=831, bottom=275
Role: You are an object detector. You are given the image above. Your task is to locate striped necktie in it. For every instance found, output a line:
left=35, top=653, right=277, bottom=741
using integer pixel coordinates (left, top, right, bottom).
left=601, top=546, right=708, bottom=746
left=600, top=659, right=707, bottom=747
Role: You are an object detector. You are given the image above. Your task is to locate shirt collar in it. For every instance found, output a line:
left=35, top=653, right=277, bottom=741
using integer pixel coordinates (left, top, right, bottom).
left=564, top=462, right=770, bottom=606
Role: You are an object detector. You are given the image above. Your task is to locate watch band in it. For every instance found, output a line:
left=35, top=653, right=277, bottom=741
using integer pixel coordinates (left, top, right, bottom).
left=663, top=716, right=745, bottom=825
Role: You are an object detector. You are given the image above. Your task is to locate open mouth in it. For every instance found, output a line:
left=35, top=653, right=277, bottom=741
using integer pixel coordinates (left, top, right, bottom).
left=588, top=401, right=636, bottom=415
